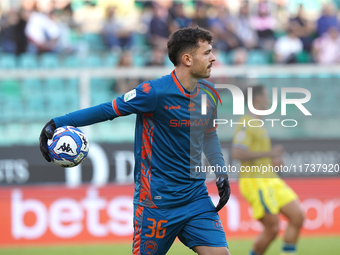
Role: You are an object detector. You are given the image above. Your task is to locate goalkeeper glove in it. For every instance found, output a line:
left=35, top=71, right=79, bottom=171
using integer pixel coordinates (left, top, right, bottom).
left=39, top=119, right=56, bottom=162
left=215, top=174, right=231, bottom=212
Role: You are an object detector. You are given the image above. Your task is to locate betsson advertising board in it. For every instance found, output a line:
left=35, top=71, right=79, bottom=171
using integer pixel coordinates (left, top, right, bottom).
left=0, top=178, right=339, bottom=247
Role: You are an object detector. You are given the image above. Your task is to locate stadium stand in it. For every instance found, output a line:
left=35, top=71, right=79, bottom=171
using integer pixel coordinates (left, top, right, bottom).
left=0, top=0, right=340, bottom=145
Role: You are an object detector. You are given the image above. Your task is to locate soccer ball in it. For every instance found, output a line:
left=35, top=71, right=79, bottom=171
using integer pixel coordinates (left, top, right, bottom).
left=47, top=126, right=89, bottom=167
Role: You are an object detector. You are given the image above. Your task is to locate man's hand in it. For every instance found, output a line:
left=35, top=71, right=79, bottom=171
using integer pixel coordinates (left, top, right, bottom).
left=270, top=145, right=284, bottom=158
left=215, top=174, right=231, bottom=212
left=39, top=119, right=56, bottom=162
left=272, top=156, right=284, bottom=167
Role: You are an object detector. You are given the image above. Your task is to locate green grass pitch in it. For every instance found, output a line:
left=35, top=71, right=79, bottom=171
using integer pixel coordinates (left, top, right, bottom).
left=1, top=236, right=339, bottom=255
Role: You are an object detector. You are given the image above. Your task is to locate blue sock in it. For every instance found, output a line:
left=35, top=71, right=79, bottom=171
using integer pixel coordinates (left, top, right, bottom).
left=249, top=251, right=261, bottom=255
left=281, top=242, right=296, bottom=254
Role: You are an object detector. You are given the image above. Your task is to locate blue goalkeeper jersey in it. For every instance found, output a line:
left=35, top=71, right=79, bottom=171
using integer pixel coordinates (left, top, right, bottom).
left=54, top=70, right=226, bottom=209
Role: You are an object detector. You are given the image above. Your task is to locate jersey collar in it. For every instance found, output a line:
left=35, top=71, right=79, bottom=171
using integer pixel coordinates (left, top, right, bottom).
left=171, top=70, right=199, bottom=98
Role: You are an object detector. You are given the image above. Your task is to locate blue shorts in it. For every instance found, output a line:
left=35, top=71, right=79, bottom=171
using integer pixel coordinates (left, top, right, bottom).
left=132, top=196, right=228, bottom=255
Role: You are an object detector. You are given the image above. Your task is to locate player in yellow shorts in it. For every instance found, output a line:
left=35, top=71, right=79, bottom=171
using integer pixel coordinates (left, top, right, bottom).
left=232, top=85, right=304, bottom=255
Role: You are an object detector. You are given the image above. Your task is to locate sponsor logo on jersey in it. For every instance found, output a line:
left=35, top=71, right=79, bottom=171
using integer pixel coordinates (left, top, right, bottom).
left=124, top=89, right=136, bottom=102
left=213, top=220, right=224, bottom=230
left=169, top=118, right=209, bottom=127
left=143, top=240, right=158, bottom=254
left=164, top=105, right=181, bottom=110
left=142, top=83, right=151, bottom=93
left=188, top=102, right=195, bottom=111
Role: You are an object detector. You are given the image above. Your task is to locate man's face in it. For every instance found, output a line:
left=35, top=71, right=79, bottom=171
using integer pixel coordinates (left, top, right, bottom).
left=255, top=88, right=270, bottom=110
left=190, top=40, right=216, bottom=79
left=240, top=4, right=249, bottom=15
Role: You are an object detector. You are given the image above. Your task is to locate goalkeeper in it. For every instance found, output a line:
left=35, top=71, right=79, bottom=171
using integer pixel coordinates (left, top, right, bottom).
left=39, top=27, right=231, bottom=255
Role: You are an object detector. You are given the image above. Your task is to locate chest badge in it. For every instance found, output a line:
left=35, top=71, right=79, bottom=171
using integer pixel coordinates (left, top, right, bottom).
left=188, top=102, right=195, bottom=111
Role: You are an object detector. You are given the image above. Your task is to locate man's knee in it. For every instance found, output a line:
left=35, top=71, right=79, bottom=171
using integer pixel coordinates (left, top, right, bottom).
left=281, top=200, right=305, bottom=229
left=261, top=214, right=279, bottom=237
left=290, top=209, right=305, bottom=229
left=266, top=222, right=279, bottom=237
left=194, top=246, right=230, bottom=255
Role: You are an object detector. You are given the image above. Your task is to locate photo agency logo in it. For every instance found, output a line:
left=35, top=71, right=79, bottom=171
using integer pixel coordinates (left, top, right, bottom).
left=201, top=85, right=312, bottom=128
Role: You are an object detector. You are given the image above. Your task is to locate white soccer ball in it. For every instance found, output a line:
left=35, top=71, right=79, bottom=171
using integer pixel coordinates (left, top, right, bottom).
left=47, top=126, right=89, bottom=167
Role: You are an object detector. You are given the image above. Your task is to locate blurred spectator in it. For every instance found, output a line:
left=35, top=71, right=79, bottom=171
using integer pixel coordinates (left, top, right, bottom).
left=145, top=47, right=166, bottom=66
left=21, top=0, right=36, bottom=11
left=53, top=4, right=79, bottom=54
left=102, top=6, right=133, bottom=50
left=251, top=1, right=277, bottom=51
left=139, top=1, right=154, bottom=33
left=0, top=8, right=5, bottom=27
left=13, top=8, right=30, bottom=55
left=209, top=6, right=241, bottom=52
left=289, top=4, right=315, bottom=52
left=312, top=26, right=340, bottom=64
left=274, top=28, right=303, bottom=64
left=148, top=3, right=170, bottom=50
left=25, top=10, right=61, bottom=53
left=115, top=51, right=139, bottom=94
left=169, top=2, right=192, bottom=33
left=192, top=1, right=210, bottom=29
left=117, top=50, right=133, bottom=67
left=233, top=48, right=248, bottom=65
left=233, top=1, right=258, bottom=49
left=72, top=1, right=103, bottom=34
left=1, top=0, right=339, bottom=67
left=317, top=3, right=339, bottom=36
left=0, top=9, right=19, bottom=53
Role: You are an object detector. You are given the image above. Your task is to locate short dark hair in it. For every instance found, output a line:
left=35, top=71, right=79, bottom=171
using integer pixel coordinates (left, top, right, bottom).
left=244, top=85, right=265, bottom=104
left=167, top=27, right=213, bottom=66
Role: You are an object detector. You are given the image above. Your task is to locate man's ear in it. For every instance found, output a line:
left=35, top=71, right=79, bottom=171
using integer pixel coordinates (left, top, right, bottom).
left=181, top=53, right=192, bottom=67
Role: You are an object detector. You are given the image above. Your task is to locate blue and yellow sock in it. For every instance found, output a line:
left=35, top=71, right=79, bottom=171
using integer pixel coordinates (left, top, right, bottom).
left=280, top=242, right=296, bottom=255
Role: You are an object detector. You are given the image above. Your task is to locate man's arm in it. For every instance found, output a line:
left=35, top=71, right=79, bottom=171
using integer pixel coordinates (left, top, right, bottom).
left=203, top=129, right=231, bottom=212
left=54, top=82, right=158, bottom=128
left=39, top=102, right=115, bottom=162
left=40, top=82, right=158, bottom=161
left=53, top=102, right=116, bottom=128
left=203, top=130, right=226, bottom=176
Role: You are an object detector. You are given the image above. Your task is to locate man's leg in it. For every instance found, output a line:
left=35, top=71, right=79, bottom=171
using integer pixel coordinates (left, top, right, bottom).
left=279, top=199, right=304, bottom=255
left=252, top=212, right=279, bottom=255
left=177, top=197, right=229, bottom=255
left=193, top=246, right=230, bottom=255
left=132, top=205, right=181, bottom=255
left=240, top=180, right=281, bottom=255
